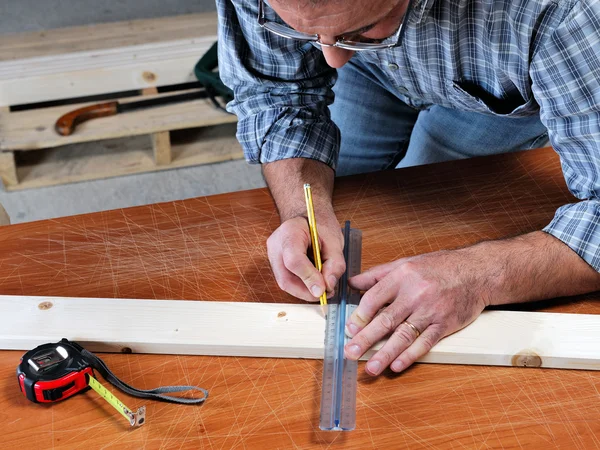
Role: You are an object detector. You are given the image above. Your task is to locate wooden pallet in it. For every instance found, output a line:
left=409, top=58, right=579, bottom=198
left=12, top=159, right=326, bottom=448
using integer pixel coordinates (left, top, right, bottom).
left=0, top=13, right=242, bottom=191
left=4, top=123, right=242, bottom=191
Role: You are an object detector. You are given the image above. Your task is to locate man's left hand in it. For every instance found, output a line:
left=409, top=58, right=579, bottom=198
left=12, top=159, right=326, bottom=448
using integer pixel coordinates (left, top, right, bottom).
left=343, top=231, right=600, bottom=376
left=343, top=247, right=491, bottom=376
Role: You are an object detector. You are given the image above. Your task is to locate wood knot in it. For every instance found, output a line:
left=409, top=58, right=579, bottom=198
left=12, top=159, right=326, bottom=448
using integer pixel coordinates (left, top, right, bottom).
left=277, top=311, right=287, bottom=318
left=142, top=71, right=157, bottom=83
left=512, top=351, right=542, bottom=368
left=38, top=301, right=53, bottom=310
left=121, top=347, right=133, bottom=354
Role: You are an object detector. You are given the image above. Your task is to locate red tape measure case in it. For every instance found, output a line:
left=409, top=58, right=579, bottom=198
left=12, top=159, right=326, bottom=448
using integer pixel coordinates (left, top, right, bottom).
left=17, top=340, right=94, bottom=403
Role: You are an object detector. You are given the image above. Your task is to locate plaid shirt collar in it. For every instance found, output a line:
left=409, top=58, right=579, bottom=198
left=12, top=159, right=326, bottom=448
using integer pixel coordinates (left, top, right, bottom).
left=411, top=0, right=437, bottom=22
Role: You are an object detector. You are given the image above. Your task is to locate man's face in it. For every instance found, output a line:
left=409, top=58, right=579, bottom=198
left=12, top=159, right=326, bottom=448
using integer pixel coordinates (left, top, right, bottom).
left=269, top=0, right=409, bottom=68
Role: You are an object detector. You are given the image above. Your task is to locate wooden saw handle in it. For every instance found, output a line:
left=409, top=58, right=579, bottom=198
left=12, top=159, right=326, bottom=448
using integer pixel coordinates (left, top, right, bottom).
left=55, top=102, right=119, bottom=136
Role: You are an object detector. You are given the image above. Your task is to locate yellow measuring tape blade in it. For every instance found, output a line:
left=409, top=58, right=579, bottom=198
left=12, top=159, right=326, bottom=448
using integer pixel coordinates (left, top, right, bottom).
left=87, top=375, right=146, bottom=427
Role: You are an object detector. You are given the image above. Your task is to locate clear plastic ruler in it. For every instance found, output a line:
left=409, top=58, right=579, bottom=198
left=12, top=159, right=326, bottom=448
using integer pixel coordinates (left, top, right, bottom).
left=319, top=221, right=362, bottom=431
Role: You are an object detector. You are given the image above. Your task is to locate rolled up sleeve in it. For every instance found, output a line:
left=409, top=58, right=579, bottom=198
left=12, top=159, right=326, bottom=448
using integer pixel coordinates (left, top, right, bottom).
left=216, top=0, right=340, bottom=168
left=531, top=0, right=600, bottom=270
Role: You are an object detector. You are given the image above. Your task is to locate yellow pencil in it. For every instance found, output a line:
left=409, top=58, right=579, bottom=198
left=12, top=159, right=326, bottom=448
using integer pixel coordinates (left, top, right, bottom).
left=303, top=184, right=327, bottom=312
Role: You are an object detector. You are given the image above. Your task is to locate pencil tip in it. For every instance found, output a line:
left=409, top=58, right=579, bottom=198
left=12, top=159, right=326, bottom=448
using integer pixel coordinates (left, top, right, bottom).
left=321, top=304, right=327, bottom=318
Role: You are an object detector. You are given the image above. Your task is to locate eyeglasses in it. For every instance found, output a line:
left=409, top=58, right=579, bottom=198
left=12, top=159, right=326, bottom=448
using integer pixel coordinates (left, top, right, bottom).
left=257, top=0, right=411, bottom=51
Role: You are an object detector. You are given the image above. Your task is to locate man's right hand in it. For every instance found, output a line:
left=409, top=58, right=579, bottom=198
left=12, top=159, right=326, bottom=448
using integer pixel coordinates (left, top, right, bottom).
left=267, top=214, right=345, bottom=302
left=262, top=158, right=345, bottom=302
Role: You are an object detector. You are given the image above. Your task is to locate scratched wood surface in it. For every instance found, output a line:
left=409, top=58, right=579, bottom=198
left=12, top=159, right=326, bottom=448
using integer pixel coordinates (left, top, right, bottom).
left=2, top=146, right=600, bottom=449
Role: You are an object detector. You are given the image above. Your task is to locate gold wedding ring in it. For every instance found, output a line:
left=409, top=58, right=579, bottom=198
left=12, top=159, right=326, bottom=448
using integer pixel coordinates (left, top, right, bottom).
left=403, top=320, right=421, bottom=338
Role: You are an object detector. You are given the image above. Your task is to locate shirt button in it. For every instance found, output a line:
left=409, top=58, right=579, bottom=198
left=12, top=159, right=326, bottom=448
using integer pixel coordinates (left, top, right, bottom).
left=388, top=62, right=399, bottom=71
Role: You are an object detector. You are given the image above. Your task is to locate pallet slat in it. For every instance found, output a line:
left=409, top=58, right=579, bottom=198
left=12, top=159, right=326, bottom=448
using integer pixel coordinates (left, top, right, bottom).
left=9, top=124, right=243, bottom=191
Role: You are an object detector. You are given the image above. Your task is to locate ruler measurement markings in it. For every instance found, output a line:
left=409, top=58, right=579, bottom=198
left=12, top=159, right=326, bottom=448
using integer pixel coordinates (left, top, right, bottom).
left=319, top=222, right=362, bottom=431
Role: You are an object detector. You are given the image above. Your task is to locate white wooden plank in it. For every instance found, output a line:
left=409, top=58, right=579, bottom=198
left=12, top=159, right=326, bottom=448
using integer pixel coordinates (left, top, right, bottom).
left=2, top=295, right=600, bottom=370
left=0, top=37, right=216, bottom=107
left=0, top=13, right=217, bottom=61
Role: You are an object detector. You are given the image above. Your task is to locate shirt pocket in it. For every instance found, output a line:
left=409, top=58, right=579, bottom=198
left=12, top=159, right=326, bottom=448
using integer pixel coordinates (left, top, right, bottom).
left=447, top=80, right=539, bottom=117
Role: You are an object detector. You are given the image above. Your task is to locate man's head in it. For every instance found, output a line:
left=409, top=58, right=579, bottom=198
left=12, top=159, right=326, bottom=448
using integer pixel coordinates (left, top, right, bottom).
left=268, top=0, right=410, bottom=68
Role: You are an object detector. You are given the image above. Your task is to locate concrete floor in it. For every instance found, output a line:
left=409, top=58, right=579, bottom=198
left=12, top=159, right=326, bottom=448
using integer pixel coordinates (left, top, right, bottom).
left=0, top=160, right=266, bottom=224
left=0, top=0, right=268, bottom=224
left=0, top=0, right=216, bottom=34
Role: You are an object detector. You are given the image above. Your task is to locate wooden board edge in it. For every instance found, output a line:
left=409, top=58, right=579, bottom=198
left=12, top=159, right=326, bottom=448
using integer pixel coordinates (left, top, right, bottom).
left=2, top=295, right=600, bottom=371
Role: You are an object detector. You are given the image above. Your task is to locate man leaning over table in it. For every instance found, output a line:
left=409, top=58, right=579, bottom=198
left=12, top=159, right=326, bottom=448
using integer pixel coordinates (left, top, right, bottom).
left=216, top=0, right=600, bottom=376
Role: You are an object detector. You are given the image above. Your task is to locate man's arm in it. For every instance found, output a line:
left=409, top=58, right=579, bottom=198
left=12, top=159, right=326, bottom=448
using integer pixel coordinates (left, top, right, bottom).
left=344, top=0, right=600, bottom=375
left=486, top=232, right=600, bottom=306
left=530, top=0, right=600, bottom=275
left=216, top=0, right=339, bottom=168
left=216, top=0, right=346, bottom=300
left=344, top=231, right=600, bottom=376
left=263, top=158, right=334, bottom=222
left=263, top=158, right=345, bottom=301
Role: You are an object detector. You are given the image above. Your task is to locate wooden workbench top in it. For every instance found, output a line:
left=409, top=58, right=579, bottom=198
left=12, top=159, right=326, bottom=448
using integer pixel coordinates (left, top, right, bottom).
left=2, top=147, right=599, bottom=449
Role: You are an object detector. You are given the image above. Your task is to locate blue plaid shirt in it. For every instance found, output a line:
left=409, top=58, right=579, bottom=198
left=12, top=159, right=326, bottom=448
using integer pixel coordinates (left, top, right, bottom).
left=217, top=0, right=600, bottom=272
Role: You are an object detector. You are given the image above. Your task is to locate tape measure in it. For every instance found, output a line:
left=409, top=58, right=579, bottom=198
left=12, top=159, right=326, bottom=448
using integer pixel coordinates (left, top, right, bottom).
left=17, top=339, right=208, bottom=427
left=319, top=221, right=362, bottom=431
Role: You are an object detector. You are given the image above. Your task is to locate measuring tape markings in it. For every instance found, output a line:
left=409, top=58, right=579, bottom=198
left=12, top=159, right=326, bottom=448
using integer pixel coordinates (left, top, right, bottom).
left=87, top=374, right=146, bottom=427
left=319, top=221, right=362, bottom=431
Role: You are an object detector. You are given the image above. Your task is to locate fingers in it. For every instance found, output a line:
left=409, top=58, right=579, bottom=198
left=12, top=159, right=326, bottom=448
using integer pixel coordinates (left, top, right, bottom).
left=321, top=230, right=345, bottom=293
left=345, top=313, right=445, bottom=376
left=361, top=317, right=427, bottom=376
left=268, top=250, right=319, bottom=302
left=267, top=216, right=345, bottom=302
left=345, top=275, right=399, bottom=336
left=345, top=303, right=411, bottom=362
left=281, top=232, right=326, bottom=297
left=389, top=326, right=443, bottom=373
left=268, top=231, right=323, bottom=302
left=348, top=260, right=401, bottom=291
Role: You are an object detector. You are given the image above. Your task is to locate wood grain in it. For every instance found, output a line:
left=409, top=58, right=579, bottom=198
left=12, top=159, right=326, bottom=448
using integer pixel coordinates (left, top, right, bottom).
left=5, top=295, right=600, bottom=371
left=2, top=147, right=600, bottom=449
